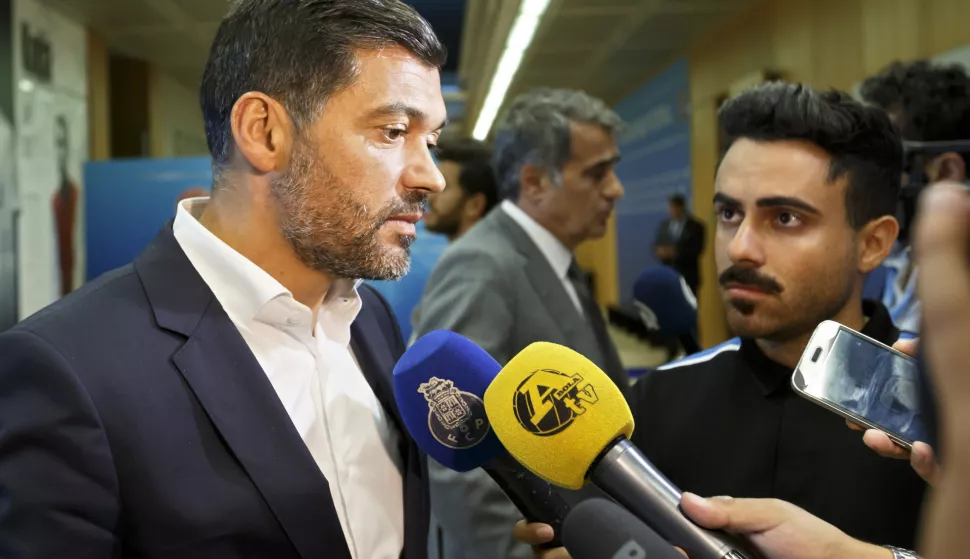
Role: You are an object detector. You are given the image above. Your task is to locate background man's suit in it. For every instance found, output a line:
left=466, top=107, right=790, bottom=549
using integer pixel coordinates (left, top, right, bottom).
left=654, top=216, right=705, bottom=294
left=0, top=226, right=429, bottom=559
left=413, top=207, right=629, bottom=559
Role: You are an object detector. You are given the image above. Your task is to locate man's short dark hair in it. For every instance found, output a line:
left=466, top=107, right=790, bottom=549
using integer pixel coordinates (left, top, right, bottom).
left=436, top=138, right=499, bottom=214
left=201, top=0, right=446, bottom=175
left=860, top=60, right=970, bottom=145
left=718, top=82, right=902, bottom=230
left=669, top=194, right=686, bottom=208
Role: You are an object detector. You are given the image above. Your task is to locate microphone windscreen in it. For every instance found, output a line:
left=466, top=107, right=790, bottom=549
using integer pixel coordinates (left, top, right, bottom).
left=563, top=498, right=683, bottom=559
left=393, top=330, right=504, bottom=472
left=483, top=342, right=633, bottom=490
left=633, top=266, right=697, bottom=336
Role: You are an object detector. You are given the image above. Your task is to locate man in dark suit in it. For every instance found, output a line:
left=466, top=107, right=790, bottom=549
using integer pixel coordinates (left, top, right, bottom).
left=654, top=193, right=706, bottom=295
left=0, top=1, right=448, bottom=558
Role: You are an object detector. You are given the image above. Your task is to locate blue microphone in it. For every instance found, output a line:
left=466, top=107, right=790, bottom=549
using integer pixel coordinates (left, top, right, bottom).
left=393, top=330, right=570, bottom=548
left=633, top=266, right=700, bottom=355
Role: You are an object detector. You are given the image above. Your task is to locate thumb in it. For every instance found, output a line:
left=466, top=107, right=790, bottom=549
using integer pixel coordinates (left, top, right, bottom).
left=681, top=493, right=789, bottom=534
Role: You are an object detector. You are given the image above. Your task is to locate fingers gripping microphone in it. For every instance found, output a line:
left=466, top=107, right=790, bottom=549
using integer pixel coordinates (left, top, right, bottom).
left=484, top=342, right=760, bottom=559
left=633, top=266, right=700, bottom=355
left=564, top=499, right=684, bottom=559
left=393, top=330, right=570, bottom=548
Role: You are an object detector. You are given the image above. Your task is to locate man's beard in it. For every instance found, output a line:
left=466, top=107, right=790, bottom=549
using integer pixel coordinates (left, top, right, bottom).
left=270, top=140, right=427, bottom=281
left=426, top=207, right=463, bottom=238
left=719, top=263, right=855, bottom=342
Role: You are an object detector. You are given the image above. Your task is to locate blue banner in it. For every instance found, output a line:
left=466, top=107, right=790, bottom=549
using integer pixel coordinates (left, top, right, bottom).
left=85, top=157, right=213, bottom=281
left=613, top=58, right=692, bottom=305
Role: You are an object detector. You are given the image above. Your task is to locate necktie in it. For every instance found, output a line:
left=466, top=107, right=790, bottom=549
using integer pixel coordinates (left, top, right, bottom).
left=566, top=260, right=629, bottom=390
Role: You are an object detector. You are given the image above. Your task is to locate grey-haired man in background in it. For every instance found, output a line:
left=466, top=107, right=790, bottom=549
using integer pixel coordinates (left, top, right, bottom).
left=413, top=88, right=629, bottom=558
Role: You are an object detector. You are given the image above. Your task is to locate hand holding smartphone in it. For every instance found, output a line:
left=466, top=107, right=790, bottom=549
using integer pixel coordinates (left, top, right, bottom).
left=792, top=321, right=927, bottom=449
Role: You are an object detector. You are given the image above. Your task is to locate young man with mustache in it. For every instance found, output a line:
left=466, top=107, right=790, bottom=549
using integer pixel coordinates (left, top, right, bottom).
left=625, top=82, right=928, bottom=550
left=0, top=1, right=447, bottom=557
left=519, top=82, right=927, bottom=559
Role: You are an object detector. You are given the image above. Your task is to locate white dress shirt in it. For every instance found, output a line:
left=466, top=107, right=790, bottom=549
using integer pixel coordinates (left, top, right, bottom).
left=500, top=200, right=584, bottom=315
left=173, top=198, right=404, bottom=559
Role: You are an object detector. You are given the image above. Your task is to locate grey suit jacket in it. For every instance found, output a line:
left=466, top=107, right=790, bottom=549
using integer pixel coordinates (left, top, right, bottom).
left=413, top=208, right=628, bottom=559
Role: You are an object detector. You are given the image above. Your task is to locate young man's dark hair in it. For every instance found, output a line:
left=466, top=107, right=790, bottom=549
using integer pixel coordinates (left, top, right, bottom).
left=200, top=0, right=446, bottom=177
left=435, top=138, right=499, bottom=214
left=719, top=82, right=902, bottom=230
left=669, top=193, right=686, bottom=208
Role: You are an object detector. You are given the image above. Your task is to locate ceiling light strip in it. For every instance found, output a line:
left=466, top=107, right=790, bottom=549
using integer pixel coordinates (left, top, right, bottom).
left=471, top=0, right=552, bottom=140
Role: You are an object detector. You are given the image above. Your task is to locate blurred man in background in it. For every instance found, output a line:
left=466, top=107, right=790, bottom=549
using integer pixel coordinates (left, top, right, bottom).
left=409, top=139, right=497, bottom=351
left=859, top=60, right=970, bottom=334
left=423, top=138, right=498, bottom=241
left=653, top=193, right=706, bottom=295
left=414, top=87, right=627, bottom=559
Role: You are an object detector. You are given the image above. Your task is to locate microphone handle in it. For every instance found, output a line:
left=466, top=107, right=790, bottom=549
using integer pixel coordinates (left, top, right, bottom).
left=591, top=438, right=762, bottom=559
left=483, top=451, right=569, bottom=549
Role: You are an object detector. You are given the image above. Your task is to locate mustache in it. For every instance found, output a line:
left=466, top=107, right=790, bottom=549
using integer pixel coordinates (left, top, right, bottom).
left=719, top=266, right=783, bottom=294
left=378, top=192, right=429, bottom=224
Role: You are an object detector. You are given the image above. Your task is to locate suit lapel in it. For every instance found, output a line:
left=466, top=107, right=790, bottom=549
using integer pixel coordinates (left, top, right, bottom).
left=136, top=226, right=350, bottom=559
left=491, top=210, right=603, bottom=360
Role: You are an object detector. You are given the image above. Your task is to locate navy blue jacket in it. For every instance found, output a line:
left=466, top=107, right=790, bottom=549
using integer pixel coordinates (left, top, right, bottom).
left=0, top=226, right=429, bottom=559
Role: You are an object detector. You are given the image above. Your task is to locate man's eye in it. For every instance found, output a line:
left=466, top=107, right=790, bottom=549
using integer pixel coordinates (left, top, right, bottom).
left=383, top=127, right=406, bottom=141
left=718, top=207, right=740, bottom=223
left=777, top=212, right=802, bottom=227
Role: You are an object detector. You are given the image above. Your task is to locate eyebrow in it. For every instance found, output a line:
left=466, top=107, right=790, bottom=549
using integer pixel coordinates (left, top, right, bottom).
left=365, top=102, right=449, bottom=132
left=585, top=153, right=622, bottom=173
left=713, top=193, right=822, bottom=216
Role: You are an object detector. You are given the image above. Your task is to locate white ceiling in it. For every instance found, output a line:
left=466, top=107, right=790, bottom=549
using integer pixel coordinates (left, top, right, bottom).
left=460, top=0, right=756, bottom=135
left=42, top=0, right=755, bottom=132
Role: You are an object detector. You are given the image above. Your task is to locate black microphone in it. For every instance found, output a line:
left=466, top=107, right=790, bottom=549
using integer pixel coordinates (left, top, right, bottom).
left=633, top=266, right=701, bottom=355
left=564, top=498, right=684, bottom=559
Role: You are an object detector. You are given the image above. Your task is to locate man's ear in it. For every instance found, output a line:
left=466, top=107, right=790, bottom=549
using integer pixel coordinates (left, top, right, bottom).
left=858, top=215, right=900, bottom=273
left=229, top=92, right=293, bottom=174
left=518, top=163, right=549, bottom=203
left=929, top=152, right=967, bottom=182
left=463, top=192, right=487, bottom=221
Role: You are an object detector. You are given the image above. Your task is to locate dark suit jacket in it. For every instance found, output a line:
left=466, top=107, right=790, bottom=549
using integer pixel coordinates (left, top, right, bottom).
left=654, top=216, right=705, bottom=292
left=0, top=226, right=429, bottom=559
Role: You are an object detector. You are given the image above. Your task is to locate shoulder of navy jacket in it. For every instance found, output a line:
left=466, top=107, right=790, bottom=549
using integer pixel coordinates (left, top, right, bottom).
left=655, top=337, right=742, bottom=371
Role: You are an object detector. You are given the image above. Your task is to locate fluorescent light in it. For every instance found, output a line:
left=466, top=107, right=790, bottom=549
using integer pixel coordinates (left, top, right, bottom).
left=472, top=0, right=552, bottom=140
left=18, top=79, right=34, bottom=93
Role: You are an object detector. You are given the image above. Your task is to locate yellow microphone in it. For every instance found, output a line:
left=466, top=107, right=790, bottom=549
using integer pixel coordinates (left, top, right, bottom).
left=484, top=342, right=761, bottom=559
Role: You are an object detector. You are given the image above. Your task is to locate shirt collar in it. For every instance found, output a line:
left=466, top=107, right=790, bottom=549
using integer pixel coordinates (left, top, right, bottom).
left=500, top=200, right=573, bottom=279
left=742, top=300, right=900, bottom=396
left=172, top=197, right=362, bottom=332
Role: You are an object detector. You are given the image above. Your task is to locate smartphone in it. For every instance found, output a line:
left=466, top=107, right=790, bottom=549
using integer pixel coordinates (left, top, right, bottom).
left=792, top=320, right=926, bottom=449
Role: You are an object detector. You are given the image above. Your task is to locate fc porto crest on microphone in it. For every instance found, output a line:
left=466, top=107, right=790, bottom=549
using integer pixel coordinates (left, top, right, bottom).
left=419, top=377, right=491, bottom=449
left=513, top=369, right=599, bottom=436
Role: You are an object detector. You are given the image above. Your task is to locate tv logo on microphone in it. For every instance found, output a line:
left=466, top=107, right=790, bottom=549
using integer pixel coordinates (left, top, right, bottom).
left=419, top=377, right=491, bottom=449
left=513, top=369, right=599, bottom=436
